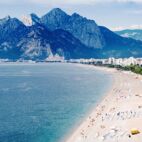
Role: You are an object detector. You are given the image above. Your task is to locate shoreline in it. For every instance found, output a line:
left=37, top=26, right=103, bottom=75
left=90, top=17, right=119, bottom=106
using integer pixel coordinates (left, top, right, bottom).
left=61, top=64, right=115, bottom=142
left=65, top=64, right=142, bottom=142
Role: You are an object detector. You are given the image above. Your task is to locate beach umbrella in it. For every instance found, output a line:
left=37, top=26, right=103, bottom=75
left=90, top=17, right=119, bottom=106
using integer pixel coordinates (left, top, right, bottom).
left=131, top=129, right=140, bottom=135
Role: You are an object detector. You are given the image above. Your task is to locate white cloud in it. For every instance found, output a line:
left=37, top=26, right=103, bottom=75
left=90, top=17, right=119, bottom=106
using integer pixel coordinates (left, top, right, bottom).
left=0, top=0, right=32, bottom=5
left=30, top=0, right=142, bottom=5
left=111, top=25, right=142, bottom=31
left=115, top=0, right=142, bottom=2
left=127, top=9, right=142, bottom=14
left=1, top=0, right=142, bottom=6
left=30, top=0, right=95, bottom=5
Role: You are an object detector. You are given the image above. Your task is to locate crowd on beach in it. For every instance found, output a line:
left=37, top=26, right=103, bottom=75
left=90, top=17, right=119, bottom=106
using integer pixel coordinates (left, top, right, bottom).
left=67, top=69, right=142, bottom=142
left=102, top=109, right=142, bottom=122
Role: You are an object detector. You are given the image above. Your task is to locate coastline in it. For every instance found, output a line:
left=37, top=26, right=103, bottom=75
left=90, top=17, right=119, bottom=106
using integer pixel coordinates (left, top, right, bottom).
left=65, top=64, right=142, bottom=142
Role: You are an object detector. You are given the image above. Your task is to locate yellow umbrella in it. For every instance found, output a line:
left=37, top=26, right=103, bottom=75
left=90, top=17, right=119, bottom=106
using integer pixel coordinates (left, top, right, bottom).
left=131, top=129, right=140, bottom=135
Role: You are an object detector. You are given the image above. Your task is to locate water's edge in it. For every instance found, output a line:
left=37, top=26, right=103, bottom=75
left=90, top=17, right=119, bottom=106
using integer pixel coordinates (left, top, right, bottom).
left=0, top=63, right=113, bottom=142
left=60, top=63, right=113, bottom=142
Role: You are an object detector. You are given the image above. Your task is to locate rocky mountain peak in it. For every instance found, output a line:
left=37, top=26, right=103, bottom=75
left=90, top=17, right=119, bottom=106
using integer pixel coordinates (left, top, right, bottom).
left=48, top=8, right=68, bottom=16
left=22, top=13, right=40, bottom=26
left=0, top=16, right=11, bottom=25
left=41, top=8, right=105, bottom=48
left=30, top=13, right=40, bottom=24
left=71, top=13, right=80, bottom=18
left=0, top=8, right=142, bottom=60
left=41, top=8, right=70, bottom=30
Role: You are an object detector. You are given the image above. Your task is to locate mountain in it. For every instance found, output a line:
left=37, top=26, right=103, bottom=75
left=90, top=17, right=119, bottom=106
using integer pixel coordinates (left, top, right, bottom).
left=18, top=25, right=95, bottom=60
left=40, top=8, right=142, bottom=58
left=22, top=13, right=40, bottom=26
left=0, top=8, right=142, bottom=61
left=0, top=17, right=95, bottom=60
left=0, top=16, right=28, bottom=59
left=0, top=16, right=27, bottom=42
left=115, top=29, right=142, bottom=41
left=96, top=26, right=142, bottom=58
left=40, top=8, right=105, bottom=49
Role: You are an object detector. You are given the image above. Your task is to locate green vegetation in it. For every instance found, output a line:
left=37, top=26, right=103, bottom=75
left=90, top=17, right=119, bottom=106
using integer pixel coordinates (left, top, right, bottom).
left=126, top=65, right=142, bottom=75
left=82, top=62, right=142, bottom=75
left=103, top=64, right=142, bottom=75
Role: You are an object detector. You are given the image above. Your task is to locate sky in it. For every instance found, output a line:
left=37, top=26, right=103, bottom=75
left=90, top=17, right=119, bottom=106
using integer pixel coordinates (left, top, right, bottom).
left=1, top=0, right=142, bottom=30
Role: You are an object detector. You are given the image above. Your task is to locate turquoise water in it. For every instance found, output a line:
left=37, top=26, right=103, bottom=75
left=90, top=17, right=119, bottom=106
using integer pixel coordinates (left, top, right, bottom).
left=0, top=63, right=112, bottom=142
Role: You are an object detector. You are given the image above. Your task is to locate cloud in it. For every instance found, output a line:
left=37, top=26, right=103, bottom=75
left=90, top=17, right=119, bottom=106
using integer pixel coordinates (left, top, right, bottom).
left=30, top=0, right=95, bottom=5
left=116, top=0, right=142, bottom=2
left=1, top=0, right=142, bottom=6
left=30, top=0, right=142, bottom=5
left=111, top=25, right=142, bottom=31
left=0, top=0, right=16, bottom=3
left=127, top=9, right=142, bottom=14
left=0, top=0, right=32, bottom=6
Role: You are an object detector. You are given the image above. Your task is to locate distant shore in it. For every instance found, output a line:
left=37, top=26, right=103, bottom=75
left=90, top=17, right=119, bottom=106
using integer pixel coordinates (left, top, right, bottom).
left=65, top=64, right=142, bottom=142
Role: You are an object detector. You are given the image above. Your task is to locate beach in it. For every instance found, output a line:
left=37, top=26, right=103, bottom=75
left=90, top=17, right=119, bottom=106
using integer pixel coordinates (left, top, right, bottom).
left=66, top=65, right=142, bottom=142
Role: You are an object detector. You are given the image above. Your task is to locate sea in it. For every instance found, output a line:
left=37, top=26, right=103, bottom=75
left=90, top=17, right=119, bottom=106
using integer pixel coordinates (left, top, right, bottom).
left=0, top=63, right=112, bottom=142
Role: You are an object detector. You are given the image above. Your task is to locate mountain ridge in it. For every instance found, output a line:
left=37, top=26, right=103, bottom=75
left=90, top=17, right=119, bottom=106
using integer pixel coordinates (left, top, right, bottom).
left=40, top=8, right=105, bottom=49
left=0, top=8, right=142, bottom=60
left=115, top=29, right=142, bottom=41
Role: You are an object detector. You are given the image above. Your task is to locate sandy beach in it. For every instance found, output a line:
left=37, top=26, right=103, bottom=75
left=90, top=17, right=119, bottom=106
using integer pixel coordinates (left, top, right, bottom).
left=66, top=65, right=142, bottom=142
